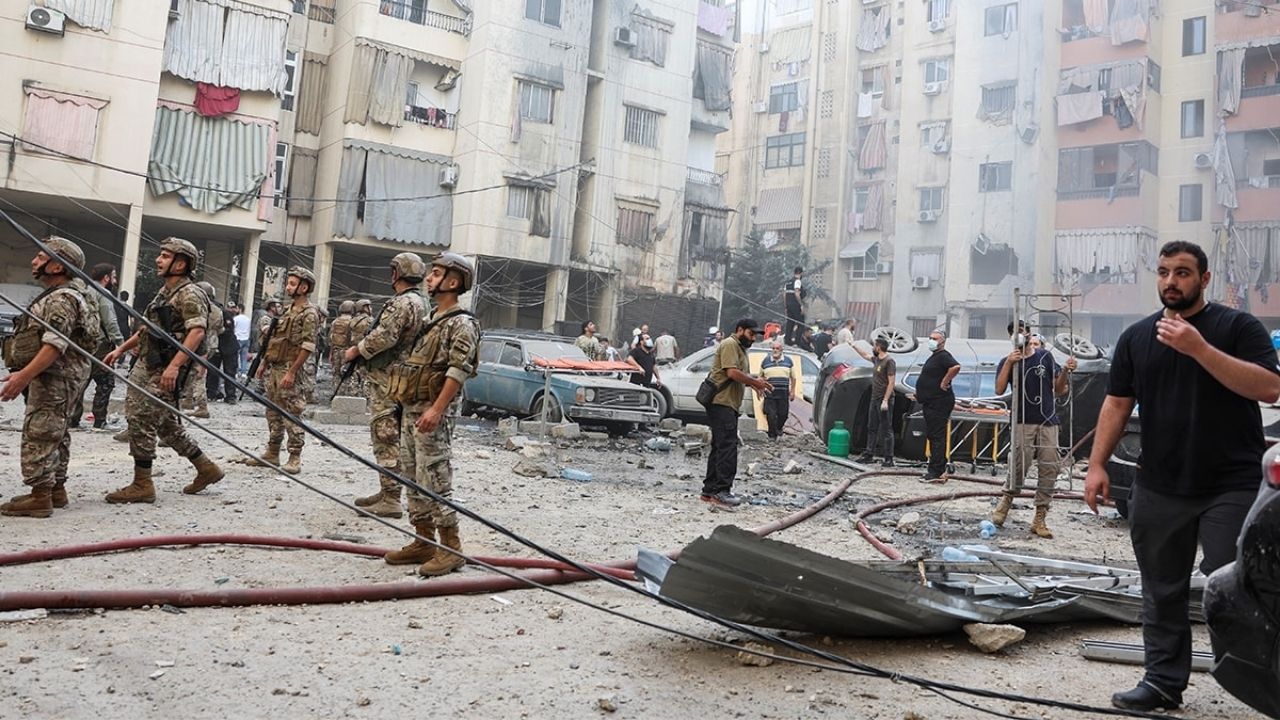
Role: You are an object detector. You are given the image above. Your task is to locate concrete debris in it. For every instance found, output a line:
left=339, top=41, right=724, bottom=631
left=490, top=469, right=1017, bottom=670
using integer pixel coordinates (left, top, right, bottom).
left=305, top=405, right=370, bottom=426
left=519, top=420, right=556, bottom=436
left=547, top=606, right=564, bottom=620
left=504, top=435, right=530, bottom=451
left=581, top=431, right=610, bottom=442
left=513, top=459, right=551, bottom=478
left=497, top=417, right=520, bottom=436
left=746, top=462, right=759, bottom=477
left=782, top=460, right=802, bottom=475
left=149, top=669, right=167, bottom=680
left=896, top=511, right=922, bottom=534
left=963, top=623, right=1026, bottom=653
left=596, top=696, right=618, bottom=713
left=683, top=441, right=706, bottom=456
left=0, top=609, right=49, bottom=623
left=736, top=642, right=776, bottom=667
left=684, top=424, right=712, bottom=445
left=550, top=423, right=581, bottom=440
left=519, top=443, right=551, bottom=460
left=658, top=417, right=683, bottom=432
left=328, top=396, right=367, bottom=415
left=474, top=450, right=491, bottom=459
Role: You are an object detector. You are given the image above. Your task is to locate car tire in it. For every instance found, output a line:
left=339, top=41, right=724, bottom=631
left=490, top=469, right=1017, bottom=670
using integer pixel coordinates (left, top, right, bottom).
left=870, top=326, right=919, bottom=353
left=657, top=388, right=673, bottom=418
left=530, top=393, right=564, bottom=423
left=459, top=387, right=479, bottom=416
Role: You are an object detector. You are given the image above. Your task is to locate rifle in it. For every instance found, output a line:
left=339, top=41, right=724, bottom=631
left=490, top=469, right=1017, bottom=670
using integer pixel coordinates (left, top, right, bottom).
left=240, top=316, right=279, bottom=400
left=330, top=355, right=361, bottom=402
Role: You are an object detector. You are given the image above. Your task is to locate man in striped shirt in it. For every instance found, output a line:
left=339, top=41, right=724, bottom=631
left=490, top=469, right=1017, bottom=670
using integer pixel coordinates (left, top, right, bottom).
left=759, top=340, right=798, bottom=439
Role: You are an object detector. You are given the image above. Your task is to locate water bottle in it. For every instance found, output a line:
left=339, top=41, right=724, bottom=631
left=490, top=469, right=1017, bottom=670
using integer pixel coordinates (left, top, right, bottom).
left=978, top=520, right=998, bottom=539
left=827, top=420, right=851, bottom=458
left=560, top=468, right=593, bottom=482
left=645, top=437, right=672, bottom=452
left=940, top=546, right=980, bottom=562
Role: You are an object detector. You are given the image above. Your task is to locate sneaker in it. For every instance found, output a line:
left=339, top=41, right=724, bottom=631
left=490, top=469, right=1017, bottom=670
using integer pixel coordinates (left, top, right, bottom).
left=854, top=453, right=874, bottom=463
left=1111, top=681, right=1181, bottom=712
left=700, top=492, right=742, bottom=510
left=881, top=458, right=895, bottom=468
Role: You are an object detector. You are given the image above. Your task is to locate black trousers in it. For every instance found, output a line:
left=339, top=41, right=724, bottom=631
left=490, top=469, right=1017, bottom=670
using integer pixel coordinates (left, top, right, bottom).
left=784, top=299, right=803, bottom=345
left=219, top=345, right=239, bottom=399
left=865, top=395, right=894, bottom=459
left=206, top=355, right=224, bottom=398
left=71, top=363, right=115, bottom=425
left=1129, top=483, right=1256, bottom=693
left=763, top=394, right=789, bottom=438
left=702, top=403, right=740, bottom=496
left=921, top=399, right=952, bottom=477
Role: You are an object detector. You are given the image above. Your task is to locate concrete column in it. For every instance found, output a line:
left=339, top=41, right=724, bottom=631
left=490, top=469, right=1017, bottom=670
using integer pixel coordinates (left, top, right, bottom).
left=313, top=241, right=334, bottom=308
left=541, top=266, right=569, bottom=332
left=118, top=204, right=144, bottom=300
left=240, top=233, right=262, bottom=312
left=202, top=240, right=234, bottom=301
left=596, top=273, right=619, bottom=337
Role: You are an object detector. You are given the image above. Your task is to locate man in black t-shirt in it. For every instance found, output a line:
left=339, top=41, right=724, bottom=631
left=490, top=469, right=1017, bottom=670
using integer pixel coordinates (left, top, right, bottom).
left=811, top=325, right=833, bottom=360
left=1085, top=241, right=1280, bottom=714
left=914, top=330, right=960, bottom=481
left=783, top=266, right=805, bottom=346
left=854, top=338, right=897, bottom=466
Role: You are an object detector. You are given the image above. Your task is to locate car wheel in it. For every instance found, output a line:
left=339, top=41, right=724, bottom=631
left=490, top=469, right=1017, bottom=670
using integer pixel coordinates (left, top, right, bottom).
left=459, top=387, right=478, bottom=416
left=1051, top=333, right=1104, bottom=360
left=657, top=388, right=673, bottom=418
left=530, top=393, right=564, bottom=423
left=870, top=325, right=919, bottom=353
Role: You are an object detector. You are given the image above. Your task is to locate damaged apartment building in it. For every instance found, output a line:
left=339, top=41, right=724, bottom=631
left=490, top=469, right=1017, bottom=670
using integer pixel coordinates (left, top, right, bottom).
left=1, top=0, right=737, bottom=348
left=722, top=0, right=1280, bottom=347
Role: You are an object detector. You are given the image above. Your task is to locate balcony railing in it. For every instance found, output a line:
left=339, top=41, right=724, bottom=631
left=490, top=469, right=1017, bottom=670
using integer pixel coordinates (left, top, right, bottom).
left=379, top=1, right=470, bottom=35
left=687, top=167, right=723, bottom=186
left=1056, top=185, right=1140, bottom=201
left=405, top=105, right=456, bottom=129
left=1242, top=83, right=1280, bottom=99
left=308, top=0, right=335, bottom=23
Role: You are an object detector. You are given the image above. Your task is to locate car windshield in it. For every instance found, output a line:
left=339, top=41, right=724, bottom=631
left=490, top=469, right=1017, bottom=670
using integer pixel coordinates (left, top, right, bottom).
left=902, top=371, right=999, bottom=399
left=523, top=340, right=590, bottom=362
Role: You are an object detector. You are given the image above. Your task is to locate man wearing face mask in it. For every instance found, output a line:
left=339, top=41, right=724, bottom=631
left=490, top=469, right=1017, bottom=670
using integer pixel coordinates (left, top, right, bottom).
left=855, top=338, right=897, bottom=466
left=914, top=330, right=961, bottom=482
left=627, top=333, right=661, bottom=390
left=702, top=319, right=773, bottom=509
left=759, top=340, right=798, bottom=440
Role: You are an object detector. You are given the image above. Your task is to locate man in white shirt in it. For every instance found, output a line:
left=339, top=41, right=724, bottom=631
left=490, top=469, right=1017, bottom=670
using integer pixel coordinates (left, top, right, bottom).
left=233, top=307, right=251, bottom=375
left=654, top=330, right=679, bottom=366
left=835, top=319, right=857, bottom=348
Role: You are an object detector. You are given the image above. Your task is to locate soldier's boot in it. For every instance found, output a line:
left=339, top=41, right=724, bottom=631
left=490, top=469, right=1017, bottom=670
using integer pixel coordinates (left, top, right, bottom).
left=384, top=521, right=438, bottom=565
left=991, top=493, right=1014, bottom=527
left=106, top=466, right=156, bottom=504
left=192, top=405, right=211, bottom=419
left=183, top=454, right=224, bottom=495
left=245, top=442, right=281, bottom=467
left=353, top=477, right=386, bottom=507
left=282, top=452, right=302, bottom=475
left=418, top=525, right=466, bottom=577
left=1030, top=506, right=1054, bottom=539
left=364, top=482, right=403, bottom=519
left=113, top=427, right=131, bottom=443
left=51, top=482, right=68, bottom=508
left=1, top=487, right=54, bottom=518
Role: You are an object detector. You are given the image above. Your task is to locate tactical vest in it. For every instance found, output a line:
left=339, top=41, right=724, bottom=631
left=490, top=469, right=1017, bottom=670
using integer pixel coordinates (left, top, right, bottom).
left=2, top=285, right=96, bottom=371
left=264, top=303, right=319, bottom=365
left=350, top=314, right=372, bottom=344
left=388, top=309, right=478, bottom=405
left=329, top=314, right=353, bottom=349
left=364, top=291, right=428, bottom=372
left=141, top=283, right=205, bottom=371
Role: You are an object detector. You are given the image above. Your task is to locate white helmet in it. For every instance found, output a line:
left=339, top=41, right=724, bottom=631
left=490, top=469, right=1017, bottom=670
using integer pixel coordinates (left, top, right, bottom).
left=708, top=326, right=718, bottom=334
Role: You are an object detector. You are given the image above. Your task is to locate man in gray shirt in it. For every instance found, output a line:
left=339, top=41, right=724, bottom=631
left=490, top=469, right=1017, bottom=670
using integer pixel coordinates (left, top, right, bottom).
left=71, top=263, right=124, bottom=430
left=654, top=330, right=679, bottom=366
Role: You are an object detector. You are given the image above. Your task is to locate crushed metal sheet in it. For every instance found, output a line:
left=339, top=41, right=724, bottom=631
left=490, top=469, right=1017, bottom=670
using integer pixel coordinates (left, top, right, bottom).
left=1080, top=639, right=1212, bottom=672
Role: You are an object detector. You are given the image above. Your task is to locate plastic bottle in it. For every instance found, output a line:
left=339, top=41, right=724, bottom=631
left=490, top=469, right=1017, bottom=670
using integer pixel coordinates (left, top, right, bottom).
left=827, top=420, right=851, bottom=458
left=645, top=437, right=672, bottom=452
left=560, top=468, right=593, bottom=482
left=940, top=546, right=981, bottom=562
left=978, top=520, right=998, bottom=539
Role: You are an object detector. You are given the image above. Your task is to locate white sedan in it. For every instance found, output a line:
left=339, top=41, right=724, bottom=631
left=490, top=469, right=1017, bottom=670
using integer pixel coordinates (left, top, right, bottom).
left=659, top=343, right=820, bottom=418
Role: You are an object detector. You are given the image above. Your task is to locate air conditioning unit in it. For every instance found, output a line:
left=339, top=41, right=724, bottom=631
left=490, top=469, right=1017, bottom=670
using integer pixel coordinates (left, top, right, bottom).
left=439, top=164, right=459, bottom=188
left=931, top=138, right=950, bottom=154
left=918, top=209, right=940, bottom=223
left=923, top=81, right=944, bottom=96
left=26, top=4, right=65, bottom=35
left=875, top=260, right=893, bottom=275
left=973, top=233, right=992, bottom=255
left=912, top=275, right=932, bottom=289
left=614, top=27, right=635, bottom=47
left=928, top=19, right=947, bottom=32
left=753, top=100, right=769, bottom=113
left=1194, top=152, right=1213, bottom=169
left=1019, top=124, right=1039, bottom=145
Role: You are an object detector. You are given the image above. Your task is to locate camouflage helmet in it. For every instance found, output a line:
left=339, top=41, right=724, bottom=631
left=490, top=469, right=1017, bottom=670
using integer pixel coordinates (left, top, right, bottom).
left=431, top=252, right=475, bottom=294
left=264, top=296, right=282, bottom=309
left=195, top=281, right=216, bottom=299
left=43, top=236, right=85, bottom=271
left=355, top=298, right=372, bottom=311
left=159, top=237, right=200, bottom=274
left=339, top=300, right=355, bottom=314
left=287, top=265, right=316, bottom=292
left=389, top=252, right=426, bottom=282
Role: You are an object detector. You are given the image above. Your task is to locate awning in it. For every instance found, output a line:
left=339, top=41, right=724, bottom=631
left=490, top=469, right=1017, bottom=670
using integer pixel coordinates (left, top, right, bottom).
left=839, top=240, right=876, bottom=259
left=354, top=36, right=460, bottom=71
left=767, top=25, right=811, bottom=64
left=754, top=186, right=802, bottom=230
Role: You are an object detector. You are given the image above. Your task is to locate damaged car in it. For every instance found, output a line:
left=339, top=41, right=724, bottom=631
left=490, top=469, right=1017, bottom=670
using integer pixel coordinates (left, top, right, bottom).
left=661, top=343, right=820, bottom=418
left=463, top=331, right=662, bottom=434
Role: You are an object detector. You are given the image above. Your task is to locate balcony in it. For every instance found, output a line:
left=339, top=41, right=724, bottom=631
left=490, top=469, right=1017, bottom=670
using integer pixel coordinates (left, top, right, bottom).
left=687, top=167, right=723, bottom=186
left=1216, top=6, right=1280, bottom=47
left=405, top=105, right=456, bottom=129
left=1060, top=34, right=1147, bottom=69
left=1056, top=180, right=1157, bottom=230
left=378, top=0, right=470, bottom=35
left=1231, top=185, right=1280, bottom=224
left=686, top=168, right=727, bottom=209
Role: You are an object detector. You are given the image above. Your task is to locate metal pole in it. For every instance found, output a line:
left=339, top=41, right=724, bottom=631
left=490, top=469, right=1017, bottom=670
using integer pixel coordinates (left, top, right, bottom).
left=1010, top=288, right=1020, bottom=489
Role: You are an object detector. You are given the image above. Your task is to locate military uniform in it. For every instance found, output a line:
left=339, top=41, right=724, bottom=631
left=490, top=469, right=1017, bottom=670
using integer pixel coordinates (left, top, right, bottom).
left=348, top=304, right=373, bottom=396
left=4, top=285, right=93, bottom=512
left=68, top=277, right=122, bottom=428
left=182, top=294, right=221, bottom=417
left=263, top=300, right=321, bottom=457
left=575, top=334, right=602, bottom=361
left=359, top=290, right=427, bottom=467
left=328, top=308, right=354, bottom=371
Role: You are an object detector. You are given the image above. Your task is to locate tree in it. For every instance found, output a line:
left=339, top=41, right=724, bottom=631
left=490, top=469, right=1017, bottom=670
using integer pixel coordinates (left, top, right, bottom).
left=718, top=231, right=833, bottom=330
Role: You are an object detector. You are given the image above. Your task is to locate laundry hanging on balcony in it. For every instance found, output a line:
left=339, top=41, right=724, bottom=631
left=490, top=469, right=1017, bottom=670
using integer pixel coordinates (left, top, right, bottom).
left=148, top=105, right=271, bottom=214
left=1056, top=91, right=1103, bottom=126
left=163, top=0, right=290, bottom=95
left=194, top=83, right=241, bottom=117
left=855, top=7, right=890, bottom=52
left=630, top=10, right=674, bottom=67
left=694, top=42, right=733, bottom=112
left=1218, top=48, right=1246, bottom=116
left=44, top=0, right=114, bottom=32
left=1053, top=227, right=1155, bottom=283
left=332, top=140, right=454, bottom=246
left=1108, top=0, right=1151, bottom=46
left=858, top=122, right=887, bottom=171
left=697, top=2, right=731, bottom=36
left=1213, top=122, right=1239, bottom=211
left=296, top=53, right=327, bottom=135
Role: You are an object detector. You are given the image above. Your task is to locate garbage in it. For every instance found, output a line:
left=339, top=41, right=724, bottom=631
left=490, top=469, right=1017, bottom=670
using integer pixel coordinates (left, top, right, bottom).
left=561, top=468, right=593, bottom=482
left=940, top=547, right=981, bottom=562
left=644, top=437, right=672, bottom=452
left=979, top=520, right=999, bottom=539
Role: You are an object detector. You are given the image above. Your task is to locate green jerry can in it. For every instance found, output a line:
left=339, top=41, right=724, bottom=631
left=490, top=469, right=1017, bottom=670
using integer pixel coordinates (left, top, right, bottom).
left=827, top=420, right=850, bottom=457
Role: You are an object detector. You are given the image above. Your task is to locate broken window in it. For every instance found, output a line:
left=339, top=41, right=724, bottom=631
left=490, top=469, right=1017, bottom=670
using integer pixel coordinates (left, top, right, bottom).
left=979, top=162, right=1012, bottom=192
left=846, top=243, right=880, bottom=281
left=282, top=50, right=298, bottom=111
left=1179, top=184, right=1203, bottom=222
left=769, top=82, right=801, bottom=113
left=765, top=132, right=806, bottom=169
left=979, top=82, right=1016, bottom=124
left=1057, top=142, right=1157, bottom=195
left=921, top=121, right=949, bottom=150
left=985, top=3, right=1017, bottom=36
left=971, top=244, right=1018, bottom=285
left=617, top=204, right=656, bottom=247
left=272, top=142, right=289, bottom=208
left=623, top=105, right=661, bottom=148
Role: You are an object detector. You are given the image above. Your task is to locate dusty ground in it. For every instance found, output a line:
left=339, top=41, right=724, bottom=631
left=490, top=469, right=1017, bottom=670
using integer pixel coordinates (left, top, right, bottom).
left=0, top=396, right=1262, bottom=719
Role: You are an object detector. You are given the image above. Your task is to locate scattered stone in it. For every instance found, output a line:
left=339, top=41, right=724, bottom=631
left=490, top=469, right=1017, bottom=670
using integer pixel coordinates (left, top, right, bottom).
left=550, top=423, right=582, bottom=440
left=782, top=460, right=802, bottom=475
left=896, top=511, right=922, bottom=534
left=746, top=462, right=759, bottom=477
left=474, top=450, right=491, bottom=459
left=407, top=619, right=423, bottom=629
left=149, top=669, right=166, bottom=680
left=581, top=431, right=609, bottom=442
left=873, top=530, right=895, bottom=544
left=356, top=696, right=371, bottom=707
left=18, top=656, right=36, bottom=664
left=519, top=443, right=550, bottom=460
left=0, top=609, right=48, bottom=623
left=519, top=420, right=556, bottom=436
left=658, top=417, right=683, bottom=432
left=497, top=417, right=520, bottom=437
left=963, top=623, right=1026, bottom=653
left=504, top=435, right=530, bottom=451
left=736, top=642, right=776, bottom=667
left=329, top=395, right=367, bottom=415
left=547, top=606, right=563, bottom=620
left=513, top=459, right=549, bottom=478
left=155, top=660, right=175, bottom=668
left=684, top=424, right=712, bottom=444
left=597, top=696, right=618, bottom=713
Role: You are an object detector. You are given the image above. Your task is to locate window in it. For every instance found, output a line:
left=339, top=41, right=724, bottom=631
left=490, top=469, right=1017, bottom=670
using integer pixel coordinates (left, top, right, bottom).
left=1180, top=100, right=1204, bottom=138
left=861, top=67, right=885, bottom=96
left=765, top=132, right=806, bottom=169
left=769, top=82, right=801, bottom=113
left=282, top=50, right=298, bottom=111
left=617, top=205, right=655, bottom=247
left=499, top=343, right=523, bottom=367
left=921, top=121, right=949, bottom=149
left=507, top=185, right=534, bottom=219
left=308, top=0, right=335, bottom=23
left=1264, top=159, right=1280, bottom=177
left=518, top=81, right=554, bottom=123
left=478, top=339, right=503, bottom=364
left=273, top=142, right=289, bottom=208
left=381, top=0, right=426, bottom=23
left=980, top=83, right=1016, bottom=120
left=979, top=162, right=1012, bottom=192
left=985, top=3, right=1017, bottom=36
left=1182, top=17, right=1205, bottom=56
left=1147, top=60, right=1161, bottom=92
left=924, top=59, right=950, bottom=85
left=927, top=0, right=950, bottom=21
left=526, top=0, right=561, bottom=26
left=623, top=106, right=661, bottom=148
left=1179, top=184, right=1203, bottom=222
left=910, top=249, right=943, bottom=281
left=854, top=186, right=870, bottom=213
left=919, top=186, right=944, bottom=212
left=292, top=0, right=305, bottom=13
left=847, top=243, right=879, bottom=281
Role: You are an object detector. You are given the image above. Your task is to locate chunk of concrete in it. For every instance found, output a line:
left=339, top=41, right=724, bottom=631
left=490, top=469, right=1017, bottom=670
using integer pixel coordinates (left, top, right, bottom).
left=329, top=395, right=368, bottom=415
left=550, top=423, right=582, bottom=440
left=963, top=623, right=1026, bottom=653
left=684, top=424, right=712, bottom=444
left=782, top=460, right=802, bottom=475
left=735, top=642, right=776, bottom=667
left=896, top=511, right=922, bottom=534
left=519, top=443, right=551, bottom=460
left=504, top=435, right=531, bottom=451
left=658, top=417, right=683, bottom=432
left=513, top=458, right=550, bottom=478
left=581, top=431, right=610, bottom=442
left=520, top=420, right=555, bottom=436
left=497, top=417, right=520, bottom=437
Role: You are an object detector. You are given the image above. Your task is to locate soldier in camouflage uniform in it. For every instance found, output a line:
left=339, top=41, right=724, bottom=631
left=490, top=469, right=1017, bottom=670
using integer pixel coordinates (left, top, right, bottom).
left=246, top=267, right=320, bottom=474
left=347, top=298, right=373, bottom=397
left=384, top=253, right=480, bottom=576
left=103, top=238, right=224, bottom=504
left=342, top=254, right=429, bottom=519
left=329, top=300, right=355, bottom=371
left=0, top=238, right=96, bottom=518
left=179, top=281, right=221, bottom=419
